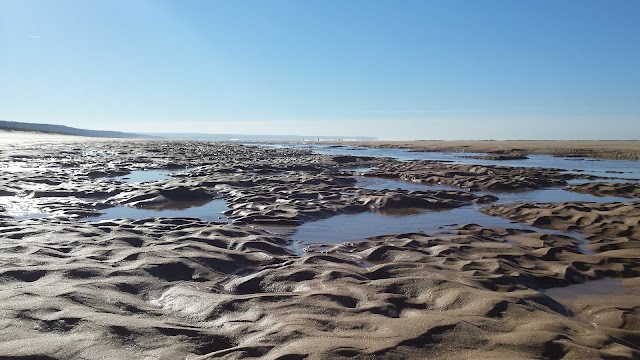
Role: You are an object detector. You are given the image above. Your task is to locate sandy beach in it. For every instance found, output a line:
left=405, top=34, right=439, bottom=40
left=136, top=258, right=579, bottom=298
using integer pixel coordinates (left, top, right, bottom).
left=1, top=132, right=639, bottom=359
left=0, top=130, right=96, bottom=144
left=331, top=140, right=640, bottom=160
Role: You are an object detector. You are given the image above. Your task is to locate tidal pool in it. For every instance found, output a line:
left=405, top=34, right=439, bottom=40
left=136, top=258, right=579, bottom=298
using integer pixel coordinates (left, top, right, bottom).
left=89, top=200, right=230, bottom=222
left=354, top=176, right=631, bottom=204
left=266, top=143, right=640, bottom=180
left=113, top=169, right=177, bottom=183
left=544, top=278, right=637, bottom=300
left=290, top=205, right=593, bottom=255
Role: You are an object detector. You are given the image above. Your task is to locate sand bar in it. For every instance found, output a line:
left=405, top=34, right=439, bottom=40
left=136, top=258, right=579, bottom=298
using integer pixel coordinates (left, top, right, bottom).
left=322, top=140, right=640, bottom=160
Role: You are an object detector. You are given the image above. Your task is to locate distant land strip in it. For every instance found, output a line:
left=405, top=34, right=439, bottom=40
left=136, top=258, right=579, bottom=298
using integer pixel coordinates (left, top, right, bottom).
left=0, top=121, right=376, bottom=141
left=0, top=120, right=153, bottom=139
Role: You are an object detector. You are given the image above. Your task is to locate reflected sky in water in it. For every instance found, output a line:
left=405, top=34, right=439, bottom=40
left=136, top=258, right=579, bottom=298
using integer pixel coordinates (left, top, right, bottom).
left=89, top=200, right=230, bottom=222
left=264, top=143, right=640, bottom=180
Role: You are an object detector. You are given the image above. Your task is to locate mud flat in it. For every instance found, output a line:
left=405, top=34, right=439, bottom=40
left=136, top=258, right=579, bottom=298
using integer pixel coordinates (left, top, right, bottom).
left=0, top=136, right=639, bottom=359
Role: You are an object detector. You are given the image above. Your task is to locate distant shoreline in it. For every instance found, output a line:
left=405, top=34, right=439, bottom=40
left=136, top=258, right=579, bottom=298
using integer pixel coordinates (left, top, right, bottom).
left=298, top=139, right=640, bottom=160
left=3, top=130, right=639, bottom=160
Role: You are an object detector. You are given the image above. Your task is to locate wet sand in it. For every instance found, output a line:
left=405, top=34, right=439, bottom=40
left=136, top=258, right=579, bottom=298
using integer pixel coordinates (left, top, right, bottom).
left=330, top=140, right=640, bottom=160
left=1, top=132, right=639, bottom=359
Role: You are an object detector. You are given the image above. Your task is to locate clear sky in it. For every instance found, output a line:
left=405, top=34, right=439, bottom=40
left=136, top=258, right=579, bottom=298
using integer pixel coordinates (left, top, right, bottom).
left=1, top=0, right=639, bottom=140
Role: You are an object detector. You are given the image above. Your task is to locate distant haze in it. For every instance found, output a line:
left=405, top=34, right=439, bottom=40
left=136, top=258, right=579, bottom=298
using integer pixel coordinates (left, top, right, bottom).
left=1, top=1, right=639, bottom=140
left=0, top=120, right=150, bottom=139
left=145, top=133, right=376, bottom=141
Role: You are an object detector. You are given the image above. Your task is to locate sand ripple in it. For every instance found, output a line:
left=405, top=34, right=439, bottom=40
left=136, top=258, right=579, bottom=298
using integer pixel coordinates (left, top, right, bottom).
left=0, top=139, right=638, bottom=358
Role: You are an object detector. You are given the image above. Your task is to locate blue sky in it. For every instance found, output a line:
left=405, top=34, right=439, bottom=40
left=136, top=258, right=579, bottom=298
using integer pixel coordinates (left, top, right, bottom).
left=1, top=0, right=639, bottom=139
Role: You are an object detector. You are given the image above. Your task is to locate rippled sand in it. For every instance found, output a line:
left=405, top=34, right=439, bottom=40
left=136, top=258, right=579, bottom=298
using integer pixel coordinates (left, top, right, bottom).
left=0, top=132, right=638, bottom=359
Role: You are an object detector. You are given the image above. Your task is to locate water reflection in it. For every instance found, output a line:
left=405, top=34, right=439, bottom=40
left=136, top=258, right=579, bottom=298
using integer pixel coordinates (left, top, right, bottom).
left=291, top=206, right=520, bottom=246
left=491, top=188, right=628, bottom=204
left=0, top=196, right=47, bottom=219
left=354, top=176, right=631, bottom=204
left=355, top=176, right=452, bottom=192
left=266, top=143, right=640, bottom=180
left=544, top=278, right=640, bottom=301
left=89, top=200, right=230, bottom=222
left=290, top=205, right=594, bottom=255
left=113, top=169, right=175, bottom=183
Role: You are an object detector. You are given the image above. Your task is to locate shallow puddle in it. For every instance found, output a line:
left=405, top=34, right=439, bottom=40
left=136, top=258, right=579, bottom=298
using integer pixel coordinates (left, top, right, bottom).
left=292, top=206, right=522, bottom=248
left=111, top=167, right=195, bottom=183
left=343, top=167, right=378, bottom=173
left=88, top=200, right=230, bottom=222
left=354, top=176, right=630, bottom=204
left=286, top=175, right=610, bottom=255
left=0, top=196, right=48, bottom=220
left=273, top=143, right=640, bottom=180
left=355, top=176, right=454, bottom=192
left=544, top=278, right=640, bottom=303
left=113, top=169, right=176, bottom=183
left=491, top=188, right=629, bottom=204
left=1, top=196, right=231, bottom=222
left=307, top=144, right=486, bottom=162
left=290, top=204, right=595, bottom=255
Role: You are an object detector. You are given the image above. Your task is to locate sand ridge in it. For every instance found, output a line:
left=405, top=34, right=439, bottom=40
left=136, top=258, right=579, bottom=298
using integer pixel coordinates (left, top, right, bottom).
left=566, top=182, right=640, bottom=199
left=362, top=160, right=582, bottom=191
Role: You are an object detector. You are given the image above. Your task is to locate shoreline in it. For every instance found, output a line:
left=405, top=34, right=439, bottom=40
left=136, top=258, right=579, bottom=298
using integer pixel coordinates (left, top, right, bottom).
left=4, top=130, right=638, bottom=160
left=308, top=140, right=640, bottom=160
left=0, top=135, right=638, bottom=358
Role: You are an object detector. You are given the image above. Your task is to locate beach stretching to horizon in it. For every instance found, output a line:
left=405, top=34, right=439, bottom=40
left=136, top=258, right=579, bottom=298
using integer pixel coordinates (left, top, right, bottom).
left=334, top=140, right=640, bottom=161
left=3, top=0, right=639, bottom=357
left=0, top=131, right=638, bottom=359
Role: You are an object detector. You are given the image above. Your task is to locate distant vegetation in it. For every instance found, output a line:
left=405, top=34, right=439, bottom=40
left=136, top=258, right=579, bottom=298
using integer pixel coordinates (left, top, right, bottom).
left=0, top=120, right=152, bottom=139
